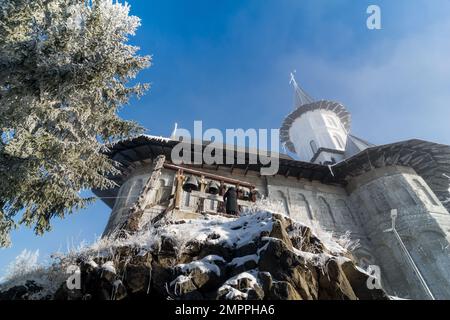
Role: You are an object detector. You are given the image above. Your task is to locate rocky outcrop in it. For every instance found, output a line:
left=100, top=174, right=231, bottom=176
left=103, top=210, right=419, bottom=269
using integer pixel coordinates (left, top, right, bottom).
left=0, top=280, right=46, bottom=300
left=0, top=212, right=388, bottom=300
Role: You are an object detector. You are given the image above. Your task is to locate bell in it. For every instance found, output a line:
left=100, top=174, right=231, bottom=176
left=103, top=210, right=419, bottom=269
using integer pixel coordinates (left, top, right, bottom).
left=207, top=181, right=220, bottom=195
left=183, top=175, right=199, bottom=192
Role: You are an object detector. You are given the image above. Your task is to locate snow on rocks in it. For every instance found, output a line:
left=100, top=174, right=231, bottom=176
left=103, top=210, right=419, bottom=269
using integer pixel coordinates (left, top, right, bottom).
left=161, top=211, right=275, bottom=250
left=176, top=255, right=224, bottom=277
left=0, top=210, right=389, bottom=300
left=217, top=270, right=263, bottom=300
left=222, top=270, right=260, bottom=288
left=101, top=261, right=116, bottom=274
left=229, top=254, right=259, bottom=268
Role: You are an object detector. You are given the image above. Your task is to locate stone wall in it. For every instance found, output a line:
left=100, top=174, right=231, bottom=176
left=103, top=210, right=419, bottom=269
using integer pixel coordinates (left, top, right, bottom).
left=346, top=165, right=450, bottom=299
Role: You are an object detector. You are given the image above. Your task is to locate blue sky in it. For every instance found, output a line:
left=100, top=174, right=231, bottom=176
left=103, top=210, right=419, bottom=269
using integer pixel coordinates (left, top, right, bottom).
left=2, top=0, right=450, bottom=277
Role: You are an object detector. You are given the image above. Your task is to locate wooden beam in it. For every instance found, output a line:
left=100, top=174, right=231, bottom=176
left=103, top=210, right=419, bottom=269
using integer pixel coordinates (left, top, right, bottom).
left=163, top=163, right=256, bottom=189
left=120, top=155, right=166, bottom=234
left=174, top=170, right=184, bottom=210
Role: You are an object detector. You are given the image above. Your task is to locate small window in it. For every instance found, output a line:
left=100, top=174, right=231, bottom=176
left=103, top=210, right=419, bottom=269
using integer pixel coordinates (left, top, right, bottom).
left=327, top=116, right=337, bottom=127
left=310, top=140, right=318, bottom=154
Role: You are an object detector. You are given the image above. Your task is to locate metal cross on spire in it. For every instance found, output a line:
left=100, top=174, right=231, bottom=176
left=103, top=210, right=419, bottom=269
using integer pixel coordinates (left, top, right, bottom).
left=289, top=70, right=314, bottom=108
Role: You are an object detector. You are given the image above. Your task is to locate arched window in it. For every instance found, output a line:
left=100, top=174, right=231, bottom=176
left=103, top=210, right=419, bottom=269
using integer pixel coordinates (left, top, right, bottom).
left=318, top=196, right=336, bottom=225
left=368, top=184, right=391, bottom=214
left=310, top=140, right=318, bottom=154
left=333, top=135, right=344, bottom=149
left=413, top=179, right=438, bottom=206
left=393, top=181, right=416, bottom=206
left=337, top=199, right=357, bottom=225
left=297, top=193, right=313, bottom=220
left=276, top=191, right=290, bottom=216
left=327, top=116, right=337, bottom=127
left=127, top=178, right=144, bottom=206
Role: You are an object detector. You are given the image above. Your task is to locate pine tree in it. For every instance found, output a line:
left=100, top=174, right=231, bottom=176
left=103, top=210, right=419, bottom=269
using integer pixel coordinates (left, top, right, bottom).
left=0, top=0, right=151, bottom=246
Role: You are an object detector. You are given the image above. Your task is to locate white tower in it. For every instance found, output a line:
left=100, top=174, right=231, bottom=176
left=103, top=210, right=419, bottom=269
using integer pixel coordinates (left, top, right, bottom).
left=280, top=73, right=351, bottom=164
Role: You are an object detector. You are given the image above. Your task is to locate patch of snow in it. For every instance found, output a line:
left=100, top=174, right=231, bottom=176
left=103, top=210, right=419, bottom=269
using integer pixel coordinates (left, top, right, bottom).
left=223, top=269, right=259, bottom=288
left=102, top=261, right=116, bottom=274
left=218, top=269, right=261, bottom=300
left=86, top=259, right=98, bottom=269
left=202, top=255, right=226, bottom=264
left=161, top=211, right=274, bottom=250
left=229, top=254, right=259, bottom=267
left=143, top=134, right=174, bottom=143
left=176, top=255, right=222, bottom=276
left=292, top=247, right=316, bottom=261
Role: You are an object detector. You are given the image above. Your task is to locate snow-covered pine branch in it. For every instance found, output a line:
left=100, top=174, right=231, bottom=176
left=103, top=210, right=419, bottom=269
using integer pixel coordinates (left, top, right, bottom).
left=0, top=0, right=151, bottom=246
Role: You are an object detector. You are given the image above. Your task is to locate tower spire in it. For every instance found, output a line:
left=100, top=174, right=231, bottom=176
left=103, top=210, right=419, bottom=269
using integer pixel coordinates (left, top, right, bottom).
left=289, top=71, right=314, bottom=108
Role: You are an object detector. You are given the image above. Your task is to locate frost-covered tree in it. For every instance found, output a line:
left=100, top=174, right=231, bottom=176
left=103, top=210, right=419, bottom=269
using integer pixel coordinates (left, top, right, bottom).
left=4, top=249, right=40, bottom=281
left=0, top=0, right=151, bottom=246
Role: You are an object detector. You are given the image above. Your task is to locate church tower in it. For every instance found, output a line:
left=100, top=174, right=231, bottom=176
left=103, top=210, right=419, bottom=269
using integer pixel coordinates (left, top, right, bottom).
left=280, top=73, right=351, bottom=165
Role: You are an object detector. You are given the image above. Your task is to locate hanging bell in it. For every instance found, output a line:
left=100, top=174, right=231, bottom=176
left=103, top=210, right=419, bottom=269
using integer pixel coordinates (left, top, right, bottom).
left=183, top=175, right=199, bottom=192
left=207, top=181, right=220, bottom=195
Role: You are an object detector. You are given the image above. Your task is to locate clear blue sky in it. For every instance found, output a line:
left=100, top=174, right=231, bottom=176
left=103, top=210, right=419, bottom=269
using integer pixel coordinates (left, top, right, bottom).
left=2, top=0, right=450, bottom=277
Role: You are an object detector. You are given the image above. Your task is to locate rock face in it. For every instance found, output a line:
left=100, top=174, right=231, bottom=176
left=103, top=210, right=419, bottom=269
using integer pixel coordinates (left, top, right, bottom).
left=0, top=212, right=388, bottom=300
